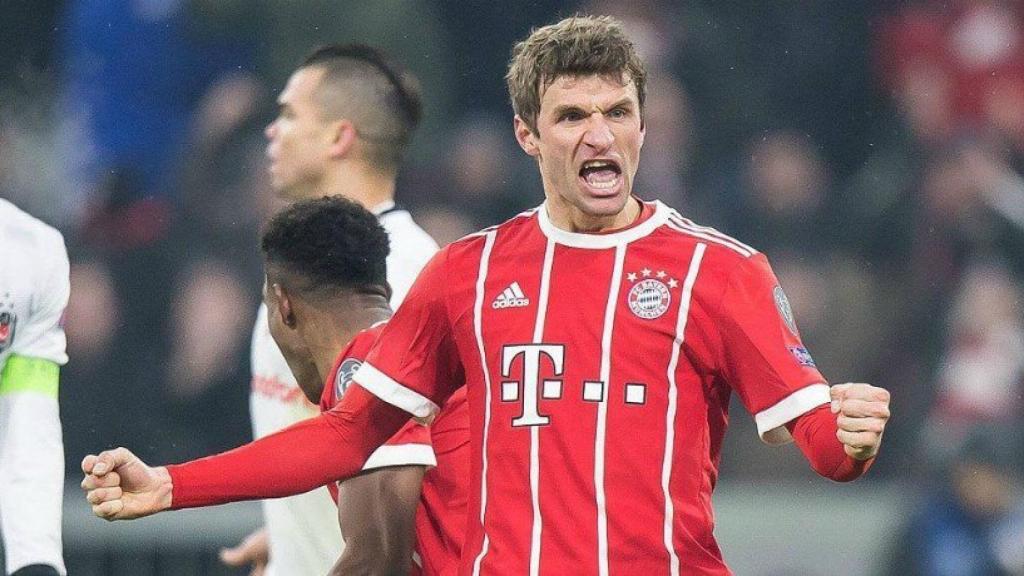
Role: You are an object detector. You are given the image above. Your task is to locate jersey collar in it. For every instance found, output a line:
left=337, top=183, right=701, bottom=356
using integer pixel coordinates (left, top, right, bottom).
left=536, top=199, right=670, bottom=249
left=370, top=200, right=398, bottom=216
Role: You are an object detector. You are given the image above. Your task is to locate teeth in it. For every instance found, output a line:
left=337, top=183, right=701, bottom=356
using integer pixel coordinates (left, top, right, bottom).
left=583, top=160, right=614, bottom=169
left=587, top=177, right=618, bottom=189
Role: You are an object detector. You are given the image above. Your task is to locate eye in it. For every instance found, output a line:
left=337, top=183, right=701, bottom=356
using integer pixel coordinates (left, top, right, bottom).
left=560, top=110, right=585, bottom=122
left=608, top=107, right=628, bottom=120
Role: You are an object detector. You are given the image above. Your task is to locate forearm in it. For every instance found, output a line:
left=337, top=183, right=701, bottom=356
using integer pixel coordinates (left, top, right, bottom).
left=787, top=405, right=874, bottom=482
left=0, top=357, right=66, bottom=573
left=168, top=385, right=409, bottom=509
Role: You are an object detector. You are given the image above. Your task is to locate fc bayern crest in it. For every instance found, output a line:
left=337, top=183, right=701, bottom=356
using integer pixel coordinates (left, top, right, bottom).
left=335, top=358, right=363, bottom=400
left=625, top=268, right=679, bottom=320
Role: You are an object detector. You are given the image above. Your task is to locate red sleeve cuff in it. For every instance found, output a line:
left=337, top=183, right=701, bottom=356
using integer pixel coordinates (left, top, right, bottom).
left=786, top=405, right=875, bottom=482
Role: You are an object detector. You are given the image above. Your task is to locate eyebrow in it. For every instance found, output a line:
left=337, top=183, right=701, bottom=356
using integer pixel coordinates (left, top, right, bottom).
left=551, top=98, right=635, bottom=117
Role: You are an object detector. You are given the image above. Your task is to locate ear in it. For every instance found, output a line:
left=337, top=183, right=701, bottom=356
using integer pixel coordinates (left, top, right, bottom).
left=327, top=119, right=359, bottom=160
left=514, top=115, right=540, bottom=158
left=273, top=283, right=297, bottom=328
left=638, top=117, right=646, bottom=150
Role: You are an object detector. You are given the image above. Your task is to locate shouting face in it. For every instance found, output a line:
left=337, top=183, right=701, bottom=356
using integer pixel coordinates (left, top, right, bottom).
left=515, top=74, right=645, bottom=231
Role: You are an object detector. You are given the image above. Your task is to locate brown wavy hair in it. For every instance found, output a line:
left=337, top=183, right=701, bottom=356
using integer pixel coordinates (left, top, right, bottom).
left=506, top=15, right=647, bottom=135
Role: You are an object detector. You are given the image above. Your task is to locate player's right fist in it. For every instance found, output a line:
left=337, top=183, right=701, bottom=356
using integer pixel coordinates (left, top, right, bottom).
left=81, top=447, right=173, bottom=521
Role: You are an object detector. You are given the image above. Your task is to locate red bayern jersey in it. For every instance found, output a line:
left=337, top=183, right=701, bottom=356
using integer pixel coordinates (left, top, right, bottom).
left=322, top=325, right=469, bottom=576
left=354, top=199, right=830, bottom=576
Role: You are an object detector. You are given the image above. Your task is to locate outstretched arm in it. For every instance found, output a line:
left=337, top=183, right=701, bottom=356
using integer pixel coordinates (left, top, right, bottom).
left=82, top=385, right=409, bottom=520
left=329, top=465, right=425, bottom=576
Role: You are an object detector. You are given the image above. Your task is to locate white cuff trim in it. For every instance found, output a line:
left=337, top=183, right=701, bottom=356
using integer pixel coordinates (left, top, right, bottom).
left=362, top=443, right=437, bottom=471
left=755, top=383, right=831, bottom=445
left=354, top=362, right=440, bottom=422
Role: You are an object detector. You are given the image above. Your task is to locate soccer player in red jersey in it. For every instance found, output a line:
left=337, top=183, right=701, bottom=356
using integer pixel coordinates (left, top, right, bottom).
left=83, top=16, right=891, bottom=576
left=258, top=197, right=468, bottom=576
left=85, top=197, right=467, bottom=575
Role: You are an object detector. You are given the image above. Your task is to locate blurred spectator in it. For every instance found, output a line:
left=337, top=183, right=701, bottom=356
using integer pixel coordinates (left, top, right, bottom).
left=159, top=258, right=256, bottom=460
left=886, top=424, right=1024, bottom=576
left=876, top=0, right=1024, bottom=147
left=736, top=131, right=835, bottom=252
left=425, top=113, right=541, bottom=228
left=920, top=261, right=1024, bottom=464
left=57, top=0, right=257, bottom=215
left=631, top=75, right=695, bottom=209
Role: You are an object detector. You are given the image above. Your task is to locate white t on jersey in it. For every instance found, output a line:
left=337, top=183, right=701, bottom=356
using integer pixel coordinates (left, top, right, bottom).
left=249, top=201, right=438, bottom=576
left=0, top=199, right=69, bottom=575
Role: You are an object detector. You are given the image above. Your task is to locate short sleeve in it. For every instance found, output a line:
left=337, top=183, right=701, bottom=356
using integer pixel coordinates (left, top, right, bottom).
left=13, top=232, right=69, bottom=365
left=355, top=248, right=463, bottom=422
left=715, top=254, right=829, bottom=444
left=362, top=420, right=436, bottom=470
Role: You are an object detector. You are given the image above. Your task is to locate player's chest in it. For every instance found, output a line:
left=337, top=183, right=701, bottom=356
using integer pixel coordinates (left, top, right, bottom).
left=452, top=241, right=708, bottom=416
left=466, top=243, right=699, bottom=341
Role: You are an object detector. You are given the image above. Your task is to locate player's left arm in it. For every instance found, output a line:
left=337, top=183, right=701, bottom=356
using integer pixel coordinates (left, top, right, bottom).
left=0, top=233, right=70, bottom=574
left=785, top=383, right=890, bottom=482
left=714, top=253, right=890, bottom=481
left=329, top=465, right=425, bottom=576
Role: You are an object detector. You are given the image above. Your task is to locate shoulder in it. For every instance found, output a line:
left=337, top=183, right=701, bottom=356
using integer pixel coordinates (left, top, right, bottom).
left=0, top=199, right=66, bottom=257
left=447, top=206, right=540, bottom=254
left=658, top=208, right=758, bottom=263
left=350, top=323, right=387, bottom=356
left=649, top=207, right=775, bottom=311
left=380, top=210, right=439, bottom=256
left=0, top=201, right=68, bottom=292
left=324, top=325, right=388, bottom=409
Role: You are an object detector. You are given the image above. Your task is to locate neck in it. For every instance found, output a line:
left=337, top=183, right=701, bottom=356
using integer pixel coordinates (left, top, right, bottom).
left=545, top=196, right=641, bottom=233
left=315, top=161, right=396, bottom=210
left=300, top=298, right=392, bottom=381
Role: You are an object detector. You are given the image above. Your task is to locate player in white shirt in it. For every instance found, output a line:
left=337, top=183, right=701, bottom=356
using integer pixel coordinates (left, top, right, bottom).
left=0, top=199, right=70, bottom=576
left=222, top=45, right=438, bottom=575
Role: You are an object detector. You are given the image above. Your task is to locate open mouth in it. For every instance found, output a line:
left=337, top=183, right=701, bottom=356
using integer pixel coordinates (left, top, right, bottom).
left=579, top=159, right=622, bottom=191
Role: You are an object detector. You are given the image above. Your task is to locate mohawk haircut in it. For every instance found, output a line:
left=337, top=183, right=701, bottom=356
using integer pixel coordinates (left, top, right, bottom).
left=261, top=196, right=390, bottom=298
left=506, top=15, right=647, bottom=135
left=300, top=44, right=423, bottom=172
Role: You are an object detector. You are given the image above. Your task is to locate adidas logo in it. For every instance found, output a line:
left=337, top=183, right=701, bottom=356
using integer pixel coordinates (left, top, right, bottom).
left=492, top=282, right=530, bottom=309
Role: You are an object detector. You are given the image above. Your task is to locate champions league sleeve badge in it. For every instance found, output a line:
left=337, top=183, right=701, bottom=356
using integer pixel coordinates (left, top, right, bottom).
left=335, top=358, right=363, bottom=400
left=773, top=286, right=799, bottom=336
left=625, top=268, right=679, bottom=320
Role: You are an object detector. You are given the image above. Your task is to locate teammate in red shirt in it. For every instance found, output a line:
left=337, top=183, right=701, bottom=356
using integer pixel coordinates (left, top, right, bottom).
left=83, top=16, right=891, bottom=576
left=85, top=197, right=467, bottom=575
left=321, top=326, right=468, bottom=576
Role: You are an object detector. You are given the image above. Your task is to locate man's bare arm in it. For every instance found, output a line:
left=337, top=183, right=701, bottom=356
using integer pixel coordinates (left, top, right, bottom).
left=329, top=465, right=425, bottom=576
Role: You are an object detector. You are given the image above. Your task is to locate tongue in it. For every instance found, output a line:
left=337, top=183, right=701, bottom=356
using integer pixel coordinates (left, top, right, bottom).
left=584, top=168, right=618, bottom=185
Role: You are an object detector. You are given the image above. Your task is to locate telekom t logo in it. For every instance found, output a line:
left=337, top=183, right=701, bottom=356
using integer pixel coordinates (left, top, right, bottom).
left=501, top=344, right=564, bottom=427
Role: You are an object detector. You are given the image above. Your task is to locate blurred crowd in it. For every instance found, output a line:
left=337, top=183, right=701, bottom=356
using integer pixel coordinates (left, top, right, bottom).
left=1, top=0, right=1022, bottom=571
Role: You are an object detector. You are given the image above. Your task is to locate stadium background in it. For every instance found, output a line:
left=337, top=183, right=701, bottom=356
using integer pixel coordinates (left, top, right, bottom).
left=2, top=0, right=1023, bottom=574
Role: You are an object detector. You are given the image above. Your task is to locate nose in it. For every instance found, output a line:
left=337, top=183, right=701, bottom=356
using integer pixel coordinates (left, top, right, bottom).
left=582, top=114, right=614, bottom=150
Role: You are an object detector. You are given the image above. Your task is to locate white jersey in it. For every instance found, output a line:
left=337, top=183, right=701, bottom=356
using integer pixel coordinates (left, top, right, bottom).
left=0, top=198, right=69, bottom=575
left=250, top=201, right=438, bottom=576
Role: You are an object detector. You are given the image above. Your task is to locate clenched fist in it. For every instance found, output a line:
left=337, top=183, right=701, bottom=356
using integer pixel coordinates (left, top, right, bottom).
left=830, top=383, right=891, bottom=461
left=81, top=447, right=173, bottom=520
